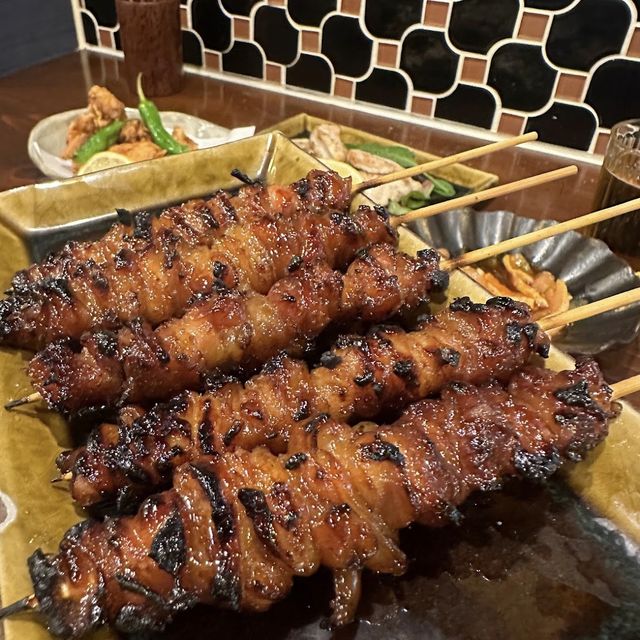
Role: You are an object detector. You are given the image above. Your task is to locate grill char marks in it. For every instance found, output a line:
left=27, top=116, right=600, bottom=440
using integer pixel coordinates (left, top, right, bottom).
left=28, top=361, right=614, bottom=638
left=59, top=297, right=550, bottom=507
left=30, top=243, right=436, bottom=413
left=0, top=170, right=357, bottom=350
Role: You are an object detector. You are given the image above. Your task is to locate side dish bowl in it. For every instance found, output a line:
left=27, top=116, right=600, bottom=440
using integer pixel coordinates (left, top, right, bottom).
left=410, top=208, right=640, bottom=354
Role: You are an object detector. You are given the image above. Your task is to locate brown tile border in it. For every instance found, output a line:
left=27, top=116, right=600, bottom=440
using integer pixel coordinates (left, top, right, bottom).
left=594, top=130, right=611, bottom=155
left=341, top=0, right=361, bottom=16
left=423, top=1, right=451, bottom=28
left=204, top=51, right=221, bottom=71
left=498, top=112, right=525, bottom=136
left=628, top=26, right=640, bottom=58
left=517, top=11, right=549, bottom=41
left=377, top=43, right=398, bottom=67
left=265, top=63, right=282, bottom=84
left=233, top=17, right=251, bottom=40
left=267, top=0, right=286, bottom=5
left=98, top=28, right=113, bottom=48
left=180, top=6, right=189, bottom=29
left=411, top=95, right=434, bottom=117
left=461, top=57, right=487, bottom=83
left=301, top=30, right=320, bottom=53
left=555, top=72, right=586, bottom=101
left=334, top=77, right=355, bottom=99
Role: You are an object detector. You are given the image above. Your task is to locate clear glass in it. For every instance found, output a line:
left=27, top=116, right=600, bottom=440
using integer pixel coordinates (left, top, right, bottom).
left=590, top=119, right=640, bottom=269
left=115, top=0, right=183, bottom=97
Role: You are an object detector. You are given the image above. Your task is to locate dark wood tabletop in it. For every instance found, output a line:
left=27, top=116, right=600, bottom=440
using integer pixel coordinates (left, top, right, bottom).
left=0, top=50, right=637, bottom=404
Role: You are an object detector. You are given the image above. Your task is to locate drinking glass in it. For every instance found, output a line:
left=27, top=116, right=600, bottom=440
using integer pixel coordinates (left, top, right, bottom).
left=115, top=0, right=183, bottom=97
left=590, top=119, right=640, bottom=269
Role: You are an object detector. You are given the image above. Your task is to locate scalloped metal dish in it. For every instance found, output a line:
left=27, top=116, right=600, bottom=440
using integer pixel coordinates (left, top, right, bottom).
left=410, top=209, right=640, bottom=355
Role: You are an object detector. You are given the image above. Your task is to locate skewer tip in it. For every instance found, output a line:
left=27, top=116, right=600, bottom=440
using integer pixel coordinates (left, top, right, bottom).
left=4, top=392, right=42, bottom=410
left=51, top=472, right=73, bottom=484
left=0, top=595, right=37, bottom=620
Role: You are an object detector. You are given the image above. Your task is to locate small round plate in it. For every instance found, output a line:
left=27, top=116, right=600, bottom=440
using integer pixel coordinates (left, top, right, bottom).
left=410, top=208, right=640, bottom=354
left=28, top=107, right=255, bottom=179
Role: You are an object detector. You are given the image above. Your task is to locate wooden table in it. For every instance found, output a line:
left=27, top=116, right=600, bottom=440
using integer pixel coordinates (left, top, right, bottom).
left=0, top=50, right=636, bottom=403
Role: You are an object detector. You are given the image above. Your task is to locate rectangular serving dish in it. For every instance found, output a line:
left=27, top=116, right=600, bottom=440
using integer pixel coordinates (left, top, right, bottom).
left=0, top=133, right=638, bottom=640
left=260, top=113, right=499, bottom=193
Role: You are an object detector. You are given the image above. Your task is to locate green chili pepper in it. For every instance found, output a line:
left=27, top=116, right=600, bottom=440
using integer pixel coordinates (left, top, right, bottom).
left=73, top=120, right=124, bottom=165
left=136, top=73, right=190, bottom=155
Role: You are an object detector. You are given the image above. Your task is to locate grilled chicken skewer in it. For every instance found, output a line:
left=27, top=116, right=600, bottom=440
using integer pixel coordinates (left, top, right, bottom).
left=2, top=360, right=615, bottom=638
left=58, top=295, right=547, bottom=507
left=0, top=170, right=357, bottom=350
left=28, top=244, right=446, bottom=413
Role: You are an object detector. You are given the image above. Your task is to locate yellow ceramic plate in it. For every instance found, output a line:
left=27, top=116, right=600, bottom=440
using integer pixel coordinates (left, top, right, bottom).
left=0, top=133, right=638, bottom=640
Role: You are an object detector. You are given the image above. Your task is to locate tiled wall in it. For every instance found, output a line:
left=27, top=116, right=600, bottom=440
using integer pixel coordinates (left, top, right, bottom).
left=77, top=0, right=640, bottom=154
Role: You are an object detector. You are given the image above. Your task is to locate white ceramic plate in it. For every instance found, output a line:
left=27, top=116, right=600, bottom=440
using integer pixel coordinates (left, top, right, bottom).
left=28, top=107, right=255, bottom=179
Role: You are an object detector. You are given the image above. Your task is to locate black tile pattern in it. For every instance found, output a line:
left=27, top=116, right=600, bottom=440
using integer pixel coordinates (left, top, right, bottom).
left=75, top=0, right=640, bottom=153
left=220, top=0, right=260, bottom=16
left=546, top=0, right=632, bottom=72
left=488, top=43, right=557, bottom=111
left=321, top=15, right=373, bottom=78
left=524, top=0, right=574, bottom=7
left=286, top=54, right=333, bottom=94
left=222, top=40, right=263, bottom=77
left=364, top=0, right=422, bottom=40
left=287, top=0, right=337, bottom=27
left=435, top=84, right=496, bottom=129
left=586, top=58, right=640, bottom=128
left=355, top=68, right=409, bottom=110
left=85, top=0, right=117, bottom=28
left=525, top=102, right=597, bottom=151
left=449, top=0, right=519, bottom=55
left=81, top=11, right=98, bottom=46
left=191, top=0, right=231, bottom=52
left=400, top=29, right=459, bottom=94
left=254, top=6, right=298, bottom=65
left=182, top=29, right=203, bottom=66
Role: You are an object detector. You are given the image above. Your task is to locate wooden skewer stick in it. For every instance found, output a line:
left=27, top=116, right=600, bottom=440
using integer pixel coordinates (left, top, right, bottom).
left=445, top=196, right=640, bottom=270
left=353, top=131, right=539, bottom=195
left=6, top=286, right=640, bottom=411
left=611, top=375, right=640, bottom=400
left=6, top=192, right=640, bottom=413
left=3, top=366, right=640, bottom=620
left=4, top=392, right=42, bottom=410
left=390, top=165, right=577, bottom=227
left=539, top=287, right=640, bottom=332
left=0, top=594, right=38, bottom=619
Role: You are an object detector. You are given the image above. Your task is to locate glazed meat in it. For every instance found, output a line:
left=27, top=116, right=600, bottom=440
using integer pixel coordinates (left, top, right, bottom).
left=29, top=245, right=445, bottom=412
left=58, top=296, right=549, bottom=507
left=25, top=360, right=614, bottom=638
left=1, top=171, right=364, bottom=350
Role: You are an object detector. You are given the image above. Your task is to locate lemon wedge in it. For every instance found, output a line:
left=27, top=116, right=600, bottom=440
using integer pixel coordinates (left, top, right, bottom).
left=319, top=158, right=364, bottom=184
left=77, top=151, right=132, bottom=175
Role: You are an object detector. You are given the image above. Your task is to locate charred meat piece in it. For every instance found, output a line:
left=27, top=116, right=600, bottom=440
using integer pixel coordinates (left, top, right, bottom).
left=25, top=360, right=614, bottom=637
left=1, top=171, right=362, bottom=350
left=58, top=295, right=548, bottom=507
left=30, top=244, right=443, bottom=413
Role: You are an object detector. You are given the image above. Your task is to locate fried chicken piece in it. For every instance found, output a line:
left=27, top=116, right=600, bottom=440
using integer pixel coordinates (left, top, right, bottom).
left=171, top=126, right=198, bottom=150
left=108, top=141, right=167, bottom=162
left=87, top=85, right=125, bottom=128
left=61, top=86, right=126, bottom=159
left=61, top=112, right=97, bottom=159
left=119, top=119, right=152, bottom=143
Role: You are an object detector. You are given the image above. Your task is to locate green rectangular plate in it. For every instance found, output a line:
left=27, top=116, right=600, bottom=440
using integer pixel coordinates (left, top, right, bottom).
left=0, top=133, right=638, bottom=640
